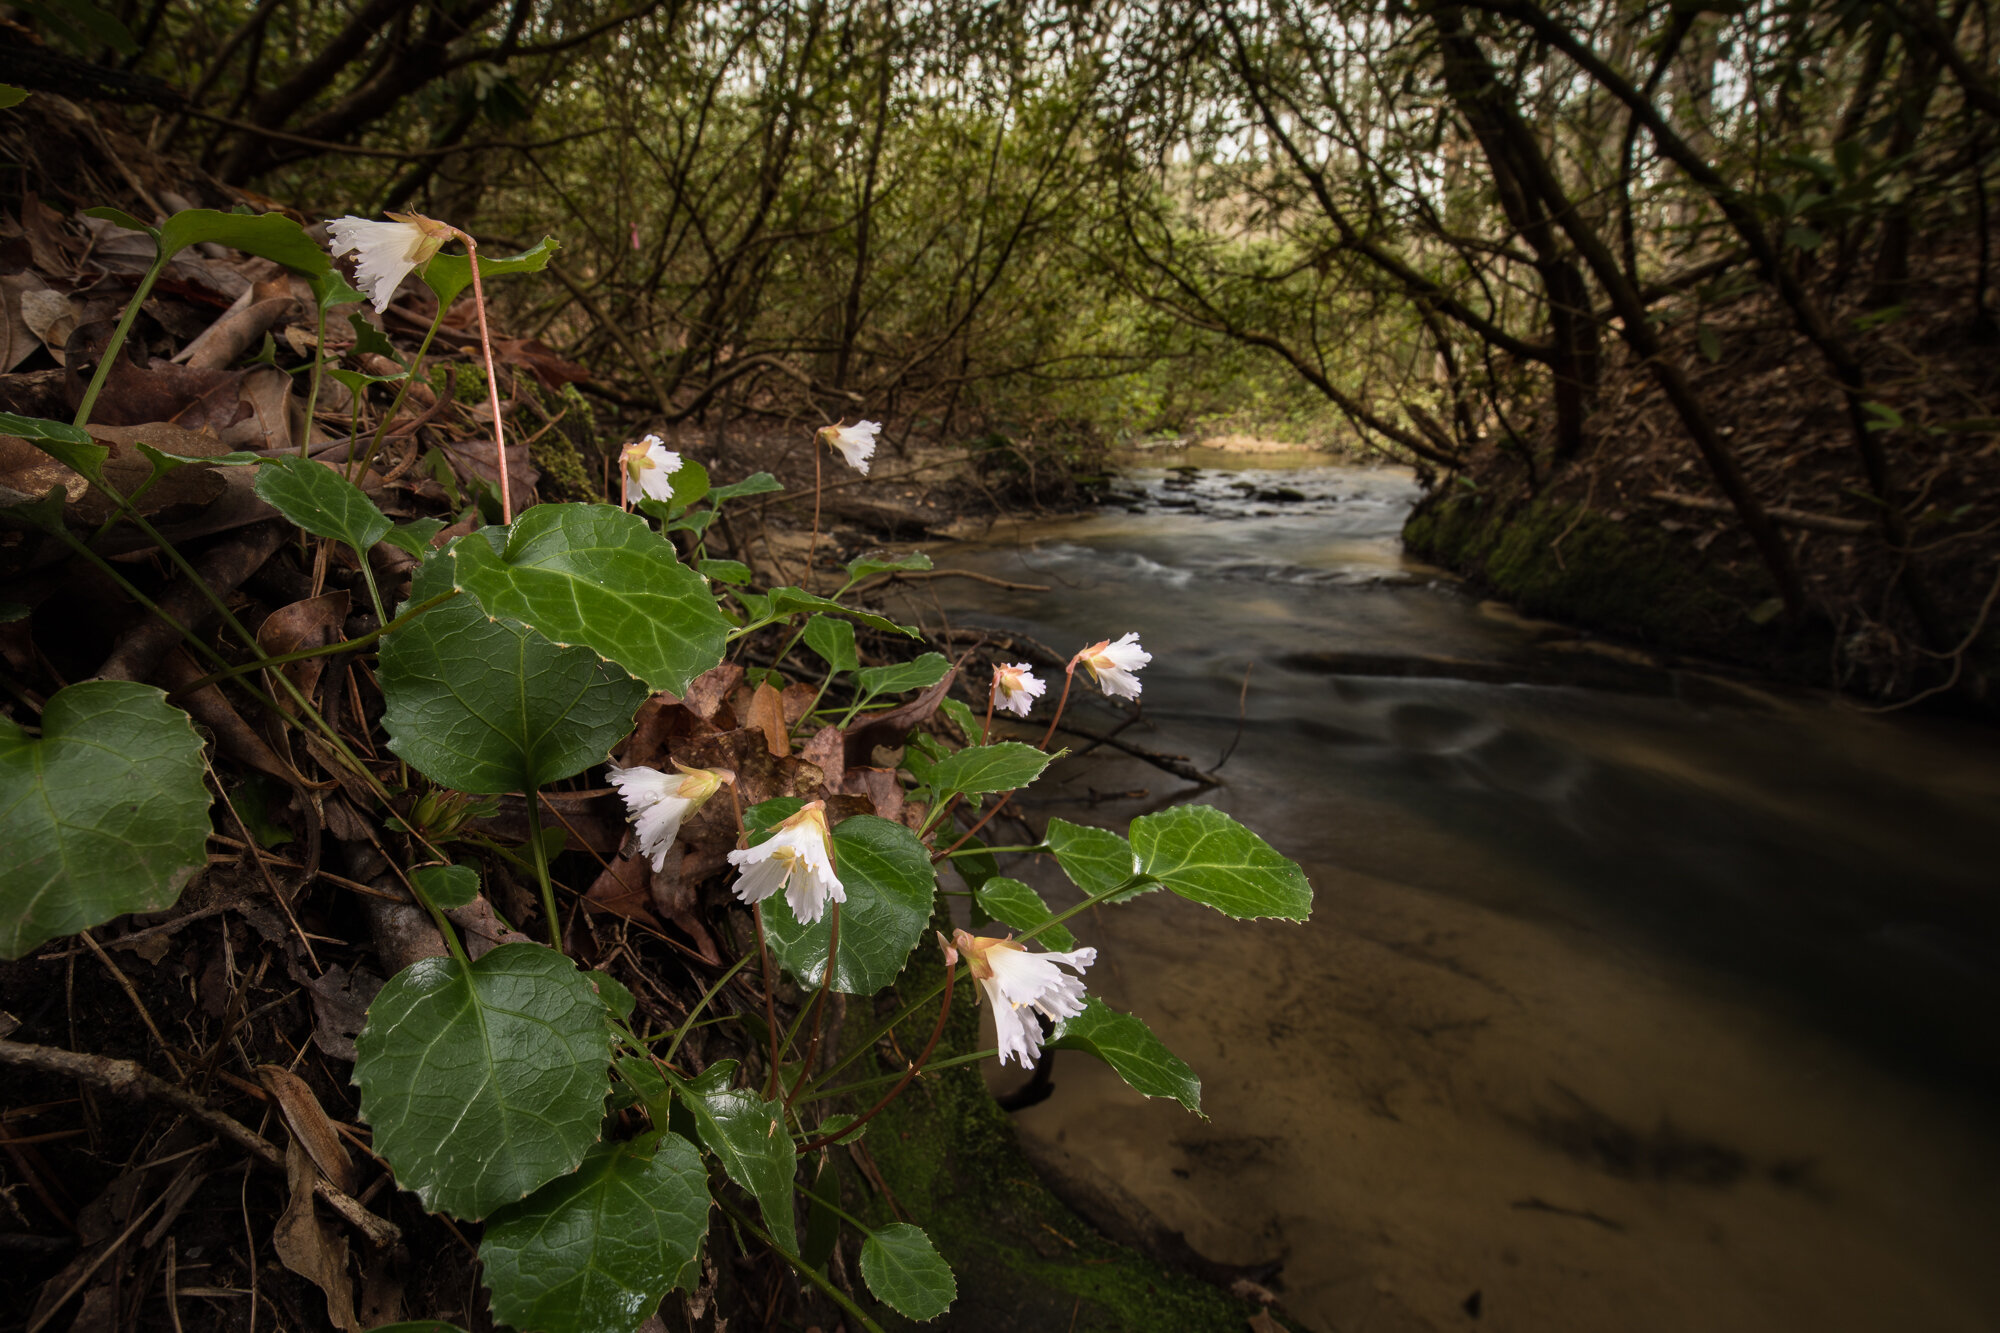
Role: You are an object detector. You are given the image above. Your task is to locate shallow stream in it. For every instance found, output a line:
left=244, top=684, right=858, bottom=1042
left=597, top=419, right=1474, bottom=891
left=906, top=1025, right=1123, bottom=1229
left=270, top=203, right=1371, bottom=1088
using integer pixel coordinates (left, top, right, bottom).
left=889, top=448, right=2000, bottom=1333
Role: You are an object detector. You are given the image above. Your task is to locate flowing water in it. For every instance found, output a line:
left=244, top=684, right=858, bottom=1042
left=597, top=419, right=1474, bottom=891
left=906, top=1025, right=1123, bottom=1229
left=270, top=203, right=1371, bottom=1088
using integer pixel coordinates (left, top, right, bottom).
left=887, top=448, right=2000, bottom=1333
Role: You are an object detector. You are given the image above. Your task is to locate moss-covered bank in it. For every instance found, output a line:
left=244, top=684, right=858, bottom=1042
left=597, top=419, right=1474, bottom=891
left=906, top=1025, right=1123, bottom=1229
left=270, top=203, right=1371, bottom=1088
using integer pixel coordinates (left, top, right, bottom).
left=1402, top=487, right=1838, bottom=684
left=845, top=936, right=1277, bottom=1332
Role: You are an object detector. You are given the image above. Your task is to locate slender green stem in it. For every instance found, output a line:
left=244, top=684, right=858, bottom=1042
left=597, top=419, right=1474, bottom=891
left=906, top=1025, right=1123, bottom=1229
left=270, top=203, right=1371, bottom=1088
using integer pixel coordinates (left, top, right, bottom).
left=299, top=303, right=328, bottom=457
left=404, top=870, right=471, bottom=968
left=525, top=789, right=561, bottom=949
left=356, top=554, right=387, bottom=626
left=943, top=843, right=1041, bottom=858
left=804, top=1049, right=997, bottom=1101
left=172, top=590, right=458, bottom=696
left=711, top=1194, right=887, bottom=1333
left=663, top=952, right=754, bottom=1066
left=73, top=256, right=168, bottom=428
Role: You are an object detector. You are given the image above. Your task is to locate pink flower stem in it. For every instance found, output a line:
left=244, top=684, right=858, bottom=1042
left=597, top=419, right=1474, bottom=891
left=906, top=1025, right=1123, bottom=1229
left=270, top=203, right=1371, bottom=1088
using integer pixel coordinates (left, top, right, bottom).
left=1037, top=657, right=1082, bottom=749
left=453, top=228, right=512, bottom=524
left=981, top=674, right=998, bottom=745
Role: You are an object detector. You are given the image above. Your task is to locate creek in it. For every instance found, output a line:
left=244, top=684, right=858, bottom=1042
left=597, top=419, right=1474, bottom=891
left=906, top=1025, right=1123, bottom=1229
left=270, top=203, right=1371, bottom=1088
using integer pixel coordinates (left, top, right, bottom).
left=884, top=445, right=2000, bottom=1333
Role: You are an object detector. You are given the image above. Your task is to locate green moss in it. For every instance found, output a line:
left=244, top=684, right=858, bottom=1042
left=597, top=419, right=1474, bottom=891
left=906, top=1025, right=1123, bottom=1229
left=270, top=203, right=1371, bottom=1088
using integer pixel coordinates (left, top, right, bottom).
left=1406, top=490, right=1767, bottom=652
left=848, top=928, right=1272, bottom=1332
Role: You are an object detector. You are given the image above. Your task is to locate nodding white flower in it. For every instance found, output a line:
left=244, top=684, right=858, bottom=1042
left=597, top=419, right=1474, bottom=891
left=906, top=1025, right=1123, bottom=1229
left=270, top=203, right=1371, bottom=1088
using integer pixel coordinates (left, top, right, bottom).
left=621, top=434, right=683, bottom=507
left=326, top=212, right=453, bottom=314
left=818, top=420, right=880, bottom=475
left=609, top=760, right=726, bottom=870
left=1078, top=632, right=1151, bottom=700
left=727, top=800, right=845, bottom=925
left=952, top=927, right=1097, bottom=1068
left=992, top=662, right=1046, bottom=718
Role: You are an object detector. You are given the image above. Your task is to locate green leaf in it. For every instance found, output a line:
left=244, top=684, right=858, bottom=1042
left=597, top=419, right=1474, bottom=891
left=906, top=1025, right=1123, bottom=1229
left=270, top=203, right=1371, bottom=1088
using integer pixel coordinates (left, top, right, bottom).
left=83, top=205, right=153, bottom=238
left=855, top=653, right=950, bottom=697
left=763, top=816, right=934, bottom=994
left=859, top=1223, right=955, bottom=1320
left=410, top=862, right=478, bottom=911
left=845, top=551, right=932, bottom=581
left=668, top=1060, right=795, bottom=1250
left=666, top=458, right=710, bottom=514
left=254, top=454, right=392, bottom=553
left=0, top=412, right=105, bottom=480
left=134, top=443, right=260, bottom=472
left=347, top=313, right=402, bottom=361
left=379, top=517, right=445, bottom=558
left=1044, top=818, right=1144, bottom=901
left=1052, top=998, right=1202, bottom=1115
left=353, top=942, right=615, bottom=1220
left=450, top=503, right=729, bottom=694
left=802, top=615, right=858, bottom=674
left=765, top=588, right=919, bottom=638
left=361, top=1325, right=466, bottom=1333
left=379, top=554, right=647, bottom=794
left=925, top=742, right=1053, bottom=801
left=423, top=236, right=558, bottom=310
left=699, top=558, right=752, bottom=585
left=480, top=1131, right=709, bottom=1333
left=1128, top=805, right=1311, bottom=920
left=588, top=970, right=635, bottom=1023
left=936, top=696, right=978, bottom=742
left=708, top=472, right=783, bottom=503
left=0, top=681, right=210, bottom=959
left=0, top=85, right=29, bottom=110
left=157, top=210, right=334, bottom=284
left=742, top=796, right=805, bottom=840
left=973, top=877, right=1076, bottom=950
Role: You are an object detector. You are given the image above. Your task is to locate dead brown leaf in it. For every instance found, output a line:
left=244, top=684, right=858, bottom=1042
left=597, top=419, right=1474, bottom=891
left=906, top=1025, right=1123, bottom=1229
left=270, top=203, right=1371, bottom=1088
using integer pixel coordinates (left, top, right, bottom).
left=585, top=852, right=664, bottom=927
left=257, top=591, right=350, bottom=706
left=745, top=682, right=790, bottom=757
left=272, top=1136, right=361, bottom=1333
left=259, top=1065, right=359, bottom=1195
left=799, top=724, right=844, bottom=791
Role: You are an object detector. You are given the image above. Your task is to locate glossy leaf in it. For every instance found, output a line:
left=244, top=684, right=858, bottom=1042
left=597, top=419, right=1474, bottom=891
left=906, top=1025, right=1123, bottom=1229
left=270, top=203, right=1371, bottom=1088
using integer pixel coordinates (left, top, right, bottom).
left=859, top=1223, right=955, bottom=1320
left=845, top=551, right=932, bottom=581
left=411, top=862, right=478, bottom=911
left=1053, top=998, right=1203, bottom=1115
left=669, top=1060, right=795, bottom=1250
left=925, top=742, right=1053, bottom=800
left=1044, top=818, right=1146, bottom=901
left=973, top=878, right=1076, bottom=951
left=802, top=615, right=857, bottom=674
left=379, top=555, right=646, bottom=794
left=449, top=503, right=728, bottom=694
left=423, top=236, right=558, bottom=310
left=708, top=472, right=782, bottom=503
left=1128, top=804, right=1311, bottom=920
left=353, top=942, right=615, bottom=1220
left=254, top=454, right=392, bottom=553
left=0, top=681, right=210, bottom=959
left=480, top=1131, right=709, bottom=1333
left=854, top=652, right=950, bottom=697
left=763, top=815, right=934, bottom=995
left=764, top=587, right=919, bottom=637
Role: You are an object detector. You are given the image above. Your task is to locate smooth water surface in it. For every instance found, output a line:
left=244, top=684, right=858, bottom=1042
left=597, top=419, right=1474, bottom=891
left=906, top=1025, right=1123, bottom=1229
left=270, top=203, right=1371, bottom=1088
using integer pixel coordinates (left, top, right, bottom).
left=894, top=459, right=2000, bottom=1333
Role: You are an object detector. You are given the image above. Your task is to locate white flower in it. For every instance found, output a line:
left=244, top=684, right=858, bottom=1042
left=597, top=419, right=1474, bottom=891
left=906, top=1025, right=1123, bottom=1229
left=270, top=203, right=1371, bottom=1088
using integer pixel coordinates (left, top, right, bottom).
left=621, top=434, right=683, bottom=506
left=609, top=760, right=725, bottom=870
left=726, top=800, right=845, bottom=924
left=1078, top=632, right=1151, bottom=700
left=952, top=927, right=1097, bottom=1068
left=819, top=420, right=880, bottom=475
left=992, top=662, right=1046, bottom=718
left=326, top=212, right=452, bottom=314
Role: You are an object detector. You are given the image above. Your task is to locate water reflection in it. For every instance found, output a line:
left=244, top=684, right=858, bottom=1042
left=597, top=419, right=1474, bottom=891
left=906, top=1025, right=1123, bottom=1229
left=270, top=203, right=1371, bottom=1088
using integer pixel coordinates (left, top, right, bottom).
left=897, top=460, right=2000, bottom=1333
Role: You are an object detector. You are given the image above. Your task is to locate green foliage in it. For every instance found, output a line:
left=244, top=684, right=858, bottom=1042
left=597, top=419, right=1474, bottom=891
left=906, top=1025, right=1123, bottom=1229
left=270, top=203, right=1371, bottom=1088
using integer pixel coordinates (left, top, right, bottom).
left=973, top=877, right=1077, bottom=950
left=854, top=652, right=951, bottom=698
left=379, top=555, right=647, bottom=794
left=1053, top=999, right=1202, bottom=1115
left=1129, top=804, right=1312, bottom=921
left=859, top=1223, right=956, bottom=1320
left=479, top=1132, right=709, bottom=1333
left=667, top=1061, right=796, bottom=1250
left=925, top=741, right=1054, bottom=802
left=1044, top=818, right=1142, bottom=901
left=762, top=816, right=936, bottom=994
left=411, top=862, right=480, bottom=911
left=354, top=943, right=616, bottom=1221
left=0, top=681, right=210, bottom=959
left=253, top=454, right=392, bottom=553
left=422, top=237, right=560, bottom=310
left=449, top=503, right=728, bottom=694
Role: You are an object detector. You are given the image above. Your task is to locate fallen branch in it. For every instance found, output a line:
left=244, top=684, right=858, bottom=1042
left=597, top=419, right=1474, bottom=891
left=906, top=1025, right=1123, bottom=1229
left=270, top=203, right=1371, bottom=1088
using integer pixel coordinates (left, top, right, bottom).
left=1649, top=490, right=1870, bottom=536
left=850, top=568, right=1050, bottom=595
left=1041, top=719, right=1219, bottom=788
left=0, top=1039, right=399, bottom=1249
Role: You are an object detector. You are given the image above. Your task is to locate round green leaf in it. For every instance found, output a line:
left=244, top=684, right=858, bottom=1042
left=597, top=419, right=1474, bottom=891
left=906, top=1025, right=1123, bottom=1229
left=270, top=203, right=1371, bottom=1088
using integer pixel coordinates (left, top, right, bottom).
left=379, top=554, right=647, bottom=794
left=353, top=942, right=616, bottom=1221
left=0, top=681, right=210, bottom=959
left=449, top=503, right=728, bottom=695
left=859, top=1223, right=955, bottom=1321
left=411, top=862, right=479, bottom=911
left=1052, top=997, right=1203, bottom=1115
left=253, top=454, right=392, bottom=554
left=480, top=1131, right=710, bottom=1333
left=1128, top=804, right=1312, bottom=920
left=763, top=815, right=935, bottom=995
